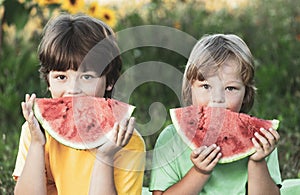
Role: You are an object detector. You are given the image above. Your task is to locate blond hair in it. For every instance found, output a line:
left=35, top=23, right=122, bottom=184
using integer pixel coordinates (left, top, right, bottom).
left=182, top=34, right=256, bottom=113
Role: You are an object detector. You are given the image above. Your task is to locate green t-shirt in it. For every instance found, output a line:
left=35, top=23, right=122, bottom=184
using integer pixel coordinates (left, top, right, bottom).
left=149, top=124, right=282, bottom=194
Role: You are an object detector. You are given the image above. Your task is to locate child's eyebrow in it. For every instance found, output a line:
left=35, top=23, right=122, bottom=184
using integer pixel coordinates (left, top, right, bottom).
left=224, top=80, right=244, bottom=85
left=80, top=71, right=101, bottom=76
left=81, top=71, right=97, bottom=73
left=197, top=79, right=208, bottom=83
left=49, top=71, right=67, bottom=74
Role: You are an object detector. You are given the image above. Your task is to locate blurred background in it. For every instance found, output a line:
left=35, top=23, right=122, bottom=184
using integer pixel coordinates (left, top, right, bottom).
left=0, top=0, right=299, bottom=193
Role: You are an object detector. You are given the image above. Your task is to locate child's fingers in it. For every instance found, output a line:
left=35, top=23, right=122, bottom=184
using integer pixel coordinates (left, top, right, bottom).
left=191, top=145, right=221, bottom=175
left=195, top=144, right=218, bottom=162
left=22, top=94, right=36, bottom=119
left=202, top=145, right=221, bottom=165
left=191, top=146, right=207, bottom=158
left=27, top=113, right=40, bottom=136
left=27, top=94, right=35, bottom=109
left=268, top=128, right=280, bottom=144
left=27, top=93, right=35, bottom=102
left=111, top=123, right=119, bottom=143
left=252, top=137, right=262, bottom=150
left=30, top=93, right=36, bottom=100
left=21, top=102, right=32, bottom=121
left=116, top=119, right=128, bottom=146
left=25, top=94, right=30, bottom=102
left=28, top=111, right=35, bottom=125
left=21, top=102, right=28, bottom=119
left=206, top=151, right=222, bottom=170
left=122, top=117, right=135, bottom=146
left=260, top=128, right=278, bottom=147
left=97, top=118, right=134, bottom=156
left=254, top=132, right=270, bottom=149
left=250, top=137, right=266, bottom=162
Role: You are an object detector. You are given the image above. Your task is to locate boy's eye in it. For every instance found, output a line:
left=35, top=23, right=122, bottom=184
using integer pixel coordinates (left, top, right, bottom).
left=56, top=75, right=66, bottom=80
left=202, top=84, right=210, bottom=89
left=81, top=75, right=94, bottom=80
left=226, top=86, right=237, bottom=91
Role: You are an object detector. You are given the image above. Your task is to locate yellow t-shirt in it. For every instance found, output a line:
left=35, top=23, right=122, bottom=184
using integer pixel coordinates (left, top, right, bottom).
left=13, top=122, right=146, bottom=195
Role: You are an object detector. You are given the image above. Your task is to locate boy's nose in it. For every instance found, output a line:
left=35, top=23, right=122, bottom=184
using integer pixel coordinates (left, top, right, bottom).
left=212, top=94, right=225, bottom=103
left=66, top=79, right=82, bottom=95
left=210, top=88, right=225, bottom=106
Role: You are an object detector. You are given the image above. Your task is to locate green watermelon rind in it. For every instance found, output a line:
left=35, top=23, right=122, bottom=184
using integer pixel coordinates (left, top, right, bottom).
left=170, top=108, right=280, bottom=164
left=33, top=98, right=135, bottom=150
left=271, top=119, right=280, bottom=131
left=218, top=148, right=256, bottom=163
left=170, top=108, right=197, bottom=150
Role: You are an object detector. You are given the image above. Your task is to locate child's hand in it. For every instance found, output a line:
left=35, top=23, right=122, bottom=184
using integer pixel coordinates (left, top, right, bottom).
left=190, top=144, right=222, bottom=175
left=249, top=128, right=280, bottom=162
left=21, top=94, right=45, bottom=146
left=95, top=117, right=135, bottom=161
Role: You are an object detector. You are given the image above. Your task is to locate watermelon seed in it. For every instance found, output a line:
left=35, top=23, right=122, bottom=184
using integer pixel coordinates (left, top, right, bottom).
left=87, top=123, right=95, bottom=131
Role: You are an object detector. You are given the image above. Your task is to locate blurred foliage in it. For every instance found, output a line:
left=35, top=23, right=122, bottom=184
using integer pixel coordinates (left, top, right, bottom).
left=1, top=0, right=299, bottom=193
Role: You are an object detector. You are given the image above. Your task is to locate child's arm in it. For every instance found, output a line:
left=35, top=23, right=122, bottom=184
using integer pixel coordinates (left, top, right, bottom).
left=14, top=94, right=47, bottom=195
left=153, top=144, right=221, bottom=195
left=247, top=128, right=280, bottom=195
left=89, top=117, right=135, bottom=195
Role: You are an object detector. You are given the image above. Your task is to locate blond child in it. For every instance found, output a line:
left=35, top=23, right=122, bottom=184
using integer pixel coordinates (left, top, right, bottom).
left=150, top=34, right=281, bottom=194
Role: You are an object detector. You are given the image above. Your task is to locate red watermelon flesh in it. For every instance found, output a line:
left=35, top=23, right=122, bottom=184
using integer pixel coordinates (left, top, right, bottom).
left=170, top=106, right=279, bottom=163
left=33, top=96, right=135, bottom=150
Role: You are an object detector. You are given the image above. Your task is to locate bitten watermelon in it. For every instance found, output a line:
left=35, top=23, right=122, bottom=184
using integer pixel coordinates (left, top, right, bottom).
left=170, top=106, right=279, bottom=163
left=33, top=96, right=135, bottom=150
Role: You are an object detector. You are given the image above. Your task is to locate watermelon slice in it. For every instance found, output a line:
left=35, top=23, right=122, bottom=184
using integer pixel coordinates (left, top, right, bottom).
left=170, top=106, right=279, bottom=163
left=33, top=96, right=135, bottom=150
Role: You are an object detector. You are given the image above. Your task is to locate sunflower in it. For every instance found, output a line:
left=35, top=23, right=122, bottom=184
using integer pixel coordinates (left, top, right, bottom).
left=97, top=7, right=117, bottom=28
left=35, top=0, right=62, bottom=6
left=86, top=1, right=101, bottom=18
left=61, top=0, right=85, bottom=14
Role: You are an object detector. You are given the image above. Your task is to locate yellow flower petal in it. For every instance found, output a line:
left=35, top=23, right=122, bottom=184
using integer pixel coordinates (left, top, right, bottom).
left=96, top=7, right=117, bottom=28
left=86, top=1, right=101, bottom=17
left=35, top=0, right=62, bottom=6
left=61, top=0, right=85, bottom=14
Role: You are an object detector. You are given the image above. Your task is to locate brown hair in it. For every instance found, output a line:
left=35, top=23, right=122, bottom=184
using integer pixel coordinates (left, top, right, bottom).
left=38, top=13, right=122, bottom=98
left=182, top=34, right=256, bottom=113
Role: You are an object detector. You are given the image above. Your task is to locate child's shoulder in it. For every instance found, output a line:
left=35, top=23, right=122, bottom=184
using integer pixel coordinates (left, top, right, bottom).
left=159, top=124, right=177, bottom=138
left=125, top=129, right=146, bottom=151
left=155, top=124, right=182, bottom=147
